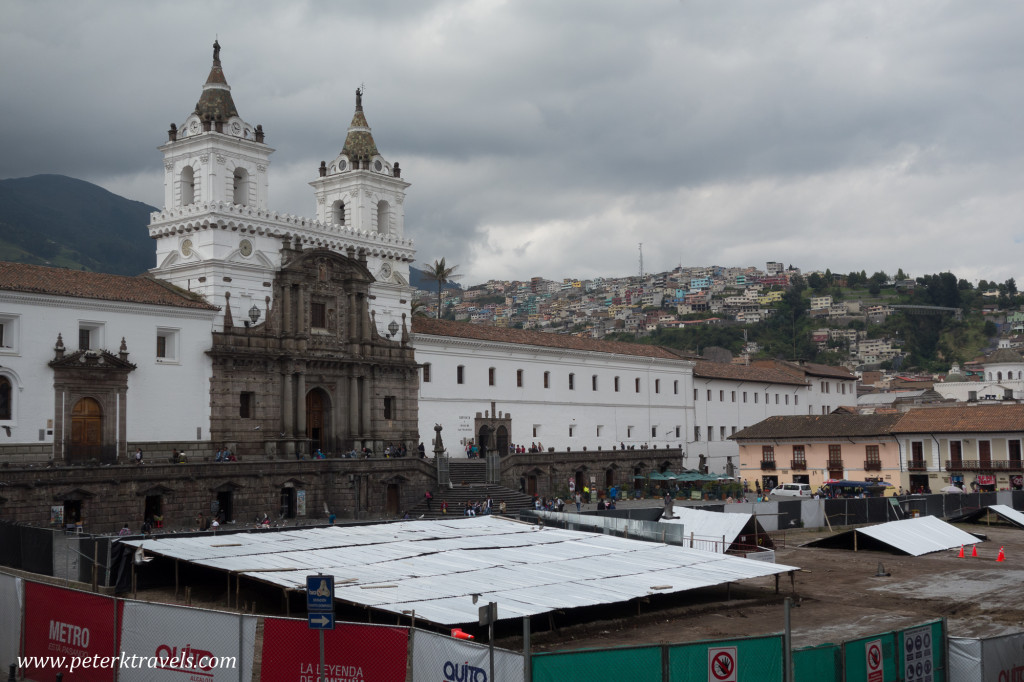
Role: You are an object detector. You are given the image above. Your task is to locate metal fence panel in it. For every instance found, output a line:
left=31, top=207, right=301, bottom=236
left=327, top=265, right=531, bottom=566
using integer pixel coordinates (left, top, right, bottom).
left=843, top=630, right=899, bottom=681
left=259, top=618, right=409, bottom=682
left=948, top=637, right=982, bottom=682
left=793, top=642, right=841, bottom=682
left=899, top=620, right=945, bottom=682
left=532, top=645, right=663, bottom=682
left=668, top=634, right=783, bottom=682
left=0, top=573, right=22, bottom=674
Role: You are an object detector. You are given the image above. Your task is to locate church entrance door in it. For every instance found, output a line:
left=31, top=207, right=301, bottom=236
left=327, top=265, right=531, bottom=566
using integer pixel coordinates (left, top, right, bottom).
left=306, top=389, right=330, bottom=453
left=69, top=397, right=103, bottom=463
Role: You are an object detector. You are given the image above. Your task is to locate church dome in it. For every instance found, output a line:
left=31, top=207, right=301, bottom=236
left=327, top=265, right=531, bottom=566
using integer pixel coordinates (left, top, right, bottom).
left=194, top=40, right=239, bottom=122
left=986, top=348, right=1023, bottom=365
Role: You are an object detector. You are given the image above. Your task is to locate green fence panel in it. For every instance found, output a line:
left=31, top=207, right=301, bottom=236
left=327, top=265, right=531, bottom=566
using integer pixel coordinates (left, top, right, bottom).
left=899, top=620, right=945, bottom=682
left=844, top=631, right=899, bottom=681
left=532, top=644, right=663, bottom=682
left=668, top=634, right=783, bottom=682
left=793, top=642, right=842, bottom=682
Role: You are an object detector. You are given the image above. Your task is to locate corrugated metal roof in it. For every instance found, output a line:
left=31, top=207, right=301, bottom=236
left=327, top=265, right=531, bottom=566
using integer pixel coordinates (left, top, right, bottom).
left=660, top=506, right=754, bottom=549
left=949, top=504, right=1024, bottom=530
left=124, top=517, right=795, bottom=625
left=804, top=516, right=981, bottom=556
left=857, top=516, right=980, bottom=556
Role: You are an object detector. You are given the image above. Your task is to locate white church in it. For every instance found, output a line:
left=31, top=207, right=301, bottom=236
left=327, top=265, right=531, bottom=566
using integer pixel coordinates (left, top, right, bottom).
left=0, top=41, right=858, bottom=474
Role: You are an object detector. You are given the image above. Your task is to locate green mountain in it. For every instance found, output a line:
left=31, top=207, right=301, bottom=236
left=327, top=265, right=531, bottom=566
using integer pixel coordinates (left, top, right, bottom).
left=0, top=174, right=157, bottom=276
left=0, top=174, right=457, bottom=289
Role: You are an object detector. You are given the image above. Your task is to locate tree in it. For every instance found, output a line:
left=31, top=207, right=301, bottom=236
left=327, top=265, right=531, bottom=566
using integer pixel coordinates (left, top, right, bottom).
left=422, top=258, right=461, bottom=319
left=896, top=268, right=907, bottom=281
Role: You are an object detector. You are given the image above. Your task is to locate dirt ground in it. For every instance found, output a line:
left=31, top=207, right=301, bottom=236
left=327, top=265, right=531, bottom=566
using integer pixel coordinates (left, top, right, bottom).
left=517, top=521, right=1024, bottom=653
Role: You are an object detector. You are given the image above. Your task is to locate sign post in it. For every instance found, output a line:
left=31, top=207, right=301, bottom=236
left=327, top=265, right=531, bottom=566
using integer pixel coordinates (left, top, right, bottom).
left=479, top=602, right=497, bottom=682
left=307, top=574, right=335, bottom=682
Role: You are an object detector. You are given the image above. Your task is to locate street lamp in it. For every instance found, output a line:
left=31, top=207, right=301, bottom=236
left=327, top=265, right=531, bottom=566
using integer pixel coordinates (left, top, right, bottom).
left=248, top=304, right=261, bottom=325
left=387, top=320, right=399, bottom=338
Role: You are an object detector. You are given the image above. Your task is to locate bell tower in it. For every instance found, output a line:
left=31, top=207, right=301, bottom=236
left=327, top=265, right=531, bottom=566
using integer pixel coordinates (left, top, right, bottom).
left=310, top=89, right=413, bottom=337
left=159, top=40, right=272, bottom=211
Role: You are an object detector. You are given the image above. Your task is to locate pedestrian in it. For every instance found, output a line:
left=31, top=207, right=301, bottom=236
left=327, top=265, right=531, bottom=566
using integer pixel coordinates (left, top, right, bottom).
left=441, top=500, right=449, bottom=515
left=575, top=492, right=582, bottom=512
left=134, top=448, right=143, bottom=464
left=118, top=522, right=131, bottom=536
left=425, top=490, right=433, bottom=511
left=499, top=500, right=507, bottom=514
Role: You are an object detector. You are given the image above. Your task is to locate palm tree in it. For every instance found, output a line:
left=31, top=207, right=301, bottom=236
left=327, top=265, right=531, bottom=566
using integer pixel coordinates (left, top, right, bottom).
left=410, top=300, right=430, bottom=318
left=422, top=258, right=461, bottom=319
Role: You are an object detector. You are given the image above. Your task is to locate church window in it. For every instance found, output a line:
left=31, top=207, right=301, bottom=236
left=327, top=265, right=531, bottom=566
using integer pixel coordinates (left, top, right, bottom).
left=78, top=328, right=91, bottom=351
left=568, top=425, right=575, bottom=438
left=311, top=302, right=326, bottom=329
left=233, top=167, right=249, bottom=206
left=614, top=377, right=620, bottom=392
left=383, top=396, right=396, bottom=420
left=376, top=200, right=391, bottom=235
left=180, top=166, right=195, bottom=205
left=422, top=364, right=431, bottom=383
left=333, top=200, right=346, bottom=225
left=0, top=315, right=19, bottom=353
left=156, top=328, right=178, bottom=362
left=635, top=378, right=641, bottom=393
left=488, top=368, right=496, bottom=386
left=592, top=375, right=598, bottom=391
left=0, top=377, right=11, bottom=420
left=239, top=392, right=254, bottom=419
left=655, top=379, right=660, bottom=394
left=517, top=369, right=523, bottom=387
left=457, top=366, right=465, bottom=384
left=694, top=426, right=701, bottom=441
left=998, top=371, right=1003, bottom=381
left=568, top=373, right=575, bottom=390
left=674, top=381, right=679, bottom=395
left=543, top=371, right=550, bottom=389
left=651, top=426, right=657, bottom=438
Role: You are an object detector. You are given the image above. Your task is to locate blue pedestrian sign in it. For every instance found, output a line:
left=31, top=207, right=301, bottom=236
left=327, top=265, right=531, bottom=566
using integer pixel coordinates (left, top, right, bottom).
left=307, top=612, right=335, bottom=630
left=306, top=575, right=334, bottom=612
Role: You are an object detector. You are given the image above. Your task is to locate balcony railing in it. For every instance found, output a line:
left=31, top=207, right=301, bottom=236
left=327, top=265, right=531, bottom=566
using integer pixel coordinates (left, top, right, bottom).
left=790, top=460, right=807, bottom=470
left=864, top=460, right=882, bottom=471
left=760, top=460, right=777, bottom=471
left=827, top=459, right=844, bottom=470
left=907, top=459, right=927, bottom=471
left=945, top=459, right=1023, bottom=472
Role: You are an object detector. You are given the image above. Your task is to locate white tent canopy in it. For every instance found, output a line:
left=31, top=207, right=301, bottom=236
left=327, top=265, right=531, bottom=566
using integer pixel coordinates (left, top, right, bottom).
left=122, top=516, right=796, bottom=625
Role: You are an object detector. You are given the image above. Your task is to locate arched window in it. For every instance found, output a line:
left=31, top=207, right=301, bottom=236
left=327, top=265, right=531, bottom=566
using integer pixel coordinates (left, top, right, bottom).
left=233, top=167, right=249, bottom=206
left=998, top=372, right=1003, bottom=381
left=180, top=166, right=195, bottom=205
left=422, top=363, right=431, bottom=383
left=0, top=377, right=11, bottom=420
left=376, top=200, right=390, bottom=234
left=333, top=200, right=346, bottom=226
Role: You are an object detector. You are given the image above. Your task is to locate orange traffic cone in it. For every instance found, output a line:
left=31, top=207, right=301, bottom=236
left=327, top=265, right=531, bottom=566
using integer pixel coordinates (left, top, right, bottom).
left=957, top=546, right=964, bottom=558
left=971, top=545, right=978, bottom=558
left=997, top=547, right=1005, bottom=562
left=451, top=628, right=475, bottom=640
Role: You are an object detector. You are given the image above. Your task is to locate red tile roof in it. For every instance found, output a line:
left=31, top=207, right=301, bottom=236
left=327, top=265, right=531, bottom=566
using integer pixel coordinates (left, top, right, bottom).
left=731, top=413, right=903, bottom=440
left=893, top=405, right=1024, bottom=434
left=0, top=262, right=218, bottom=310
left=411, top=318, right=686, bottom=360
left=692, top=360, right=808, bottom=386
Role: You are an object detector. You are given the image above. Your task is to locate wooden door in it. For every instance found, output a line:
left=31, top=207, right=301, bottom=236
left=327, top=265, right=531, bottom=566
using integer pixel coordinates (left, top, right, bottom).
left=70, top=398, right=102, bottom=462
left=306, top=390, right=325, bottom=452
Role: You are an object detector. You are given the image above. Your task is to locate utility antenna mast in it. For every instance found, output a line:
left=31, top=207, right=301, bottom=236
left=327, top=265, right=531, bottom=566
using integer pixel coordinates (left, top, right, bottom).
left=638, top=243, right=643, bottom=278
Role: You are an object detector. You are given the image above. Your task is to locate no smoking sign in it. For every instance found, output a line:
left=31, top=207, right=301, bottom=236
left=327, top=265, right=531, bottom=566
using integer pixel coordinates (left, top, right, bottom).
left=708, top=646, right=737, bottom=682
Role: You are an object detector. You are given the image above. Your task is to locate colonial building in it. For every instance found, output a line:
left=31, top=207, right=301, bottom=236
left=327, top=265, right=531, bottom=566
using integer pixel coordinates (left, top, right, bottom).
left=733, top=404, right=1024, bottom=492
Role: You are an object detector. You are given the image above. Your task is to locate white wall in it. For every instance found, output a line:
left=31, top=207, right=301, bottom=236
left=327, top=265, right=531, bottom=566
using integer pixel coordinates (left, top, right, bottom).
left=0, top=291, right=216, bottom=451
left=414, top=334, right=694, bottom=457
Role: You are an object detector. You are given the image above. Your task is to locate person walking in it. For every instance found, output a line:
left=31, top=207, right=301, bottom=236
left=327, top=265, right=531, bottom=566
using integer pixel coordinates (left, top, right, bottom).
left=424, top=490, right=433, bottom=511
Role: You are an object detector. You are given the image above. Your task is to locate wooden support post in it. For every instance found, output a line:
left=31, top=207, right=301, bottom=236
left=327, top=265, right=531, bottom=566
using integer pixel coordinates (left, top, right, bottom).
left=175, top=560, right=179, bottom=601
left=226, top=573, right=231, bottom=606
left=775, top=574, right=780, bottom=594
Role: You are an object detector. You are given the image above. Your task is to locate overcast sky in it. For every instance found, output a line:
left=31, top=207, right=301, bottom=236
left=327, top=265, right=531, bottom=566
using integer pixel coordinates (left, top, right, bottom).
left=1, top=1, right=1022, bottom=286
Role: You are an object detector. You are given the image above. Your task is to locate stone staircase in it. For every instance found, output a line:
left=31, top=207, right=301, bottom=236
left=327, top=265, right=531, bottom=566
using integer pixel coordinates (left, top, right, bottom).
left=407, top=459, right=535, bottom=519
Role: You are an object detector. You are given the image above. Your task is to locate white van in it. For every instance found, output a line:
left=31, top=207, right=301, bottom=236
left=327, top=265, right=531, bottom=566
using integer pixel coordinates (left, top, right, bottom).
left=769, top=482, right=812, bottom=499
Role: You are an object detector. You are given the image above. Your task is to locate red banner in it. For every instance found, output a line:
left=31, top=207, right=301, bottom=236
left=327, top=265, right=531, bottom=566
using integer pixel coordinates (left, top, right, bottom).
left=260, top=619, right=408, bottom=682
left=23, top=582, right=117, bottom=682
left=977, top=475, right=996, bottom=486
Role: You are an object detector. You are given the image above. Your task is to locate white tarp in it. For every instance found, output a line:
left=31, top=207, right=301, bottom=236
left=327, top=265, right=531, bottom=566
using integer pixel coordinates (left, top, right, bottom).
left=412, top=630, right=524, bottom=682
left=661, top=506, right=754, bottom=551
left=0, top=573, right=22, bottom=671
left=118, top=600, right=256, bottom=682
left=856, top=515, right=981, bottom=556
left=122, top=517, right=797, bottom=626
left=950, top=633, right=1024, bottom=682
